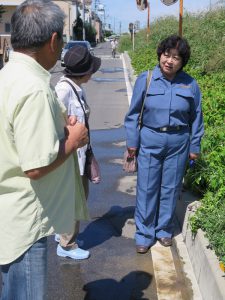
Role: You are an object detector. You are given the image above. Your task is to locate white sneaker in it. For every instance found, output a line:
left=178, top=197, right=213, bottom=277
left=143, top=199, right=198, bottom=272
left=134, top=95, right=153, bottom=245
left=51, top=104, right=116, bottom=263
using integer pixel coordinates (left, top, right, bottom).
left=55, top=235, right=84, bottom=247
left=57, top=244, right=90, bottom=260
left=55, top=234, right=60, bottom=242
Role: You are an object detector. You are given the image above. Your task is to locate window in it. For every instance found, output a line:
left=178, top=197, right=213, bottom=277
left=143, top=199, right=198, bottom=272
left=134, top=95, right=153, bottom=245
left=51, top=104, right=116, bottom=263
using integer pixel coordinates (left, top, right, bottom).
left=5, top=23, right=11, bottom=33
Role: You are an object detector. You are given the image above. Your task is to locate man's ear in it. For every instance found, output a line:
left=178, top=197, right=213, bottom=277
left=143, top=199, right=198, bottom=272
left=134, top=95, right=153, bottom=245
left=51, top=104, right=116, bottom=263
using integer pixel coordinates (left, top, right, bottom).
left=49, top=32, right=59, bottom=53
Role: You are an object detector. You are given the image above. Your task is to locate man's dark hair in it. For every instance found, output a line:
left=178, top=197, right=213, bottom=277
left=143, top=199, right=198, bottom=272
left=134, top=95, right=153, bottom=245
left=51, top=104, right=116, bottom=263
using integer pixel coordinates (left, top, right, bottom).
left=157, top=35, right=191, bottom=69
left=11, top=0, right=65, bottom=50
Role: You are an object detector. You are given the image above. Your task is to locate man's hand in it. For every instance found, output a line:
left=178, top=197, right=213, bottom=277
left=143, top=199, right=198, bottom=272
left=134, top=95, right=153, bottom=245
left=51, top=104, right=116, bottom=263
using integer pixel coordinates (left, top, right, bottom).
left=66, top=122, right=89, bottom=150
left=68, top=115, right=77, bottom=126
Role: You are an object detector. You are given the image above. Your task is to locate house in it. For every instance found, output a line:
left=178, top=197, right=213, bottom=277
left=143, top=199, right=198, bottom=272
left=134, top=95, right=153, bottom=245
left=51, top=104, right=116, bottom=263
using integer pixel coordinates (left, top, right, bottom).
left=92, top=11, right=103, bottom=42
left=0, top=0, right=92, bottom=43
left=0, top=0, right=104, bottom=65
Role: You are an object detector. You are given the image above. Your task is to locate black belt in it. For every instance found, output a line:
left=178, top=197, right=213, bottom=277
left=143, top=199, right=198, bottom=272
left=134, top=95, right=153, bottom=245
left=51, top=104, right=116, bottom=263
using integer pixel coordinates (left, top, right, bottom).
left=150, top=126, right=187, bottom=132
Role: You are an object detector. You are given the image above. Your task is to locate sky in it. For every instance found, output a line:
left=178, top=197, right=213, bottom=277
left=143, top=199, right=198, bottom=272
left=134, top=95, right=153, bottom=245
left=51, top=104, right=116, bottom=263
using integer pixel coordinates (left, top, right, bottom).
left=93, top=0, right=221, bottom=33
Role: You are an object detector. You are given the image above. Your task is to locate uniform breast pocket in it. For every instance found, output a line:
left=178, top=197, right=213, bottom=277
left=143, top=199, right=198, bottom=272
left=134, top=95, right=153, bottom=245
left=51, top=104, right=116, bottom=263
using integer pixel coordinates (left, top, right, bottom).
left=145, top=88, right=165, bottom=110
left=173, top=88, right=194, bottom=112
left=143, top=88, right=167, bottom=126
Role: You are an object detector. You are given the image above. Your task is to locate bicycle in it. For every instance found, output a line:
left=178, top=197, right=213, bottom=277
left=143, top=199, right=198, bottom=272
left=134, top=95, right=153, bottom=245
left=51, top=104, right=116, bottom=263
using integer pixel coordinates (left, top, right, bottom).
left=112, top=48, right=116, bottom=58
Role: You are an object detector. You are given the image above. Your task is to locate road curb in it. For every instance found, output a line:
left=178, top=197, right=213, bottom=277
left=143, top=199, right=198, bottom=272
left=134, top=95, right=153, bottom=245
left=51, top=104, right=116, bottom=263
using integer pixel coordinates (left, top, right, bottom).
left=122, top=51, right=137, bottom=88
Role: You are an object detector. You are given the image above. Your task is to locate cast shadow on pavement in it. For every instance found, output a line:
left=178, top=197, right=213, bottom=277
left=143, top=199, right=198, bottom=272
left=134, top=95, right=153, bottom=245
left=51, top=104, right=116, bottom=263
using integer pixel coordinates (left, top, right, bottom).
left=83, top=270, right=152, bottom=300
left=79, top=205, right=135, bottom=250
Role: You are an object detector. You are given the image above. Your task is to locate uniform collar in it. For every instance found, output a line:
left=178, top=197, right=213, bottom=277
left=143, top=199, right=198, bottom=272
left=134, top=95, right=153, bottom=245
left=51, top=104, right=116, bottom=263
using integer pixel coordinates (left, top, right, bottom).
left=152, top=64, right=184, bottom=81
left=152, top=65, right=162, bottom=80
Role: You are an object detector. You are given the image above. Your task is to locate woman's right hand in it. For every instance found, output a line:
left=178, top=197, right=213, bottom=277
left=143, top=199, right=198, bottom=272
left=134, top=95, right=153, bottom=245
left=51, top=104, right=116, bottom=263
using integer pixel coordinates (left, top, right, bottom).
left=127, top=147, right=137, bottom=158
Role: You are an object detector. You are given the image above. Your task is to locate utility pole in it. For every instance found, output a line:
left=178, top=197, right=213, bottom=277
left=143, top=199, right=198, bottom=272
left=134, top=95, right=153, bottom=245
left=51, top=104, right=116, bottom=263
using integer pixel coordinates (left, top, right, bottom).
left=147, top=1, right=150, bottom=42
left=132, top=23, right=135, bottom=51
left=119, top=21, right=121, bottom=35
left=82, top=0, right=85, bottom=40
left=94, top=0, right=100, bottom=13
left=103, top=7, right=106, bottom=33
left=179, top=0, right=183, bottom=37
left=68, top=5, right=71, bottom=39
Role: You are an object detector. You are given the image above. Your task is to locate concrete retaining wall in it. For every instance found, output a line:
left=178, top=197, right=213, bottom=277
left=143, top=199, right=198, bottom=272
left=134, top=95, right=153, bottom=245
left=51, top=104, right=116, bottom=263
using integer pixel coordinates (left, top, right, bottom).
left=176, top=192, right=225, bottom=300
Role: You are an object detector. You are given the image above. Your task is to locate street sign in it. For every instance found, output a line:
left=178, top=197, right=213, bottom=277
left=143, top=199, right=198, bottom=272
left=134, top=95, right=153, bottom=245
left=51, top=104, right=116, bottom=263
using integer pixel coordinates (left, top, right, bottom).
left=129, top=23, right=134, bottom=33
left=136, top=0, right=148, bottom=11
left=160, top=0, right=178, bottom=6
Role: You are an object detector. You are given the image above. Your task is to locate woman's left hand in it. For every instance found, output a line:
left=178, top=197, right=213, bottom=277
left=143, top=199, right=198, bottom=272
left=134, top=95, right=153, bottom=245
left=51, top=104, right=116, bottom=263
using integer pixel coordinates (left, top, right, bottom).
left=127, top=147, right=137, bottom=158
left=189, top=153, right=199, bottom=160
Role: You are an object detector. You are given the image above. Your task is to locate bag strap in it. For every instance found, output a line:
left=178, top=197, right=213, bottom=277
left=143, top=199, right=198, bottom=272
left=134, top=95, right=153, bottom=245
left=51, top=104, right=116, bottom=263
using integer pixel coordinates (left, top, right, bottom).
left=138, top=70, right=152, bottom=126
left=60, top=79, right=91, bottom=147
left=61, top=80, right=89, bottom=128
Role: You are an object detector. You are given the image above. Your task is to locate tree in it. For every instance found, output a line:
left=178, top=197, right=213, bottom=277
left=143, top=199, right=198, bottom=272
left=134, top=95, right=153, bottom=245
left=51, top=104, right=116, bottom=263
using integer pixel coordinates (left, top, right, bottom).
left=73, top=12, right=97, bottom=43
left=104, top=29, right=113, bottom=38
left=73, top=13, right=83, bottom=40
left=84, top=22, right=96, bottom=43
left=0, top=5, right=6, bottom=22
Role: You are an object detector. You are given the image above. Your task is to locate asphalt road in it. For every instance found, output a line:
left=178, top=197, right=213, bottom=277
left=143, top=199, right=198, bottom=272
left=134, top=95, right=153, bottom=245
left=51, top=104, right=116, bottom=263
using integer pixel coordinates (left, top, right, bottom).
left=46, top=42, right=195, bottom=300
left=0, top=42, right=196, bottom=300
left=47, top=41, right=158, bottom=300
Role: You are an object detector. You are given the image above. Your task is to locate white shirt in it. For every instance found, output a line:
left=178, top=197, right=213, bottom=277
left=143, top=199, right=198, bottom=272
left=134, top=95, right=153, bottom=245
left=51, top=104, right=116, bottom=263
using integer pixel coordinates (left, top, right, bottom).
left=111, top=40, right=118, bottom=50
left=55, top=77, right=90, bottom=175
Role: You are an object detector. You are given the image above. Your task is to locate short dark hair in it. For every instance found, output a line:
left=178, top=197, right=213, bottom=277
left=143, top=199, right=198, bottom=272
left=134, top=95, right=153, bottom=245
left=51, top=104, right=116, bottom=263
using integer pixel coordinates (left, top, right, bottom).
left=157, top=35, right=191, bottom=69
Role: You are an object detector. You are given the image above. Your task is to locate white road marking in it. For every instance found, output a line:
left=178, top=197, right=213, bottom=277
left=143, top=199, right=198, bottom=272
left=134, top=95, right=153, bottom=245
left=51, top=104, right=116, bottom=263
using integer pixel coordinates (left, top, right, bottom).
left=121, top=53, right=133, bottom=105
left=112, top=141, right=126, bottom=147
left=116, top=175, right=137, bottom=196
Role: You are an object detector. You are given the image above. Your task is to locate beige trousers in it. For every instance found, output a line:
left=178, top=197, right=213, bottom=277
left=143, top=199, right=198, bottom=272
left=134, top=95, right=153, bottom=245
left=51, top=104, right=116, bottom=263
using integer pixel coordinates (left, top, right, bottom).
left=59, top=175, right=89, bottom=249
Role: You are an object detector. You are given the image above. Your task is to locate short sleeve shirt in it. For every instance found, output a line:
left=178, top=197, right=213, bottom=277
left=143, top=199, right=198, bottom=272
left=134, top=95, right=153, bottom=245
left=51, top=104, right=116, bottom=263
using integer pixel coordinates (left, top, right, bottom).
left=0, top=52, right=76, bottom=264
left=55, top=77, right=90, bottom=175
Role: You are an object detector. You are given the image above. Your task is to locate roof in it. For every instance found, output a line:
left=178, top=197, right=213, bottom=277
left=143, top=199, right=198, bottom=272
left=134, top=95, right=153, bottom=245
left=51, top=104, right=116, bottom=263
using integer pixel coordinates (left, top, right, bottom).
left=0, top=0, right=23, bottom=5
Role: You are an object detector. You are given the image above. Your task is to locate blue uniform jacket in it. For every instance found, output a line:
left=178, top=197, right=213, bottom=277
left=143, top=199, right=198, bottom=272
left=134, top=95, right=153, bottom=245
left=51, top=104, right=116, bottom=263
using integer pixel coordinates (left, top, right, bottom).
left=124, top=65, right=204, bottom=154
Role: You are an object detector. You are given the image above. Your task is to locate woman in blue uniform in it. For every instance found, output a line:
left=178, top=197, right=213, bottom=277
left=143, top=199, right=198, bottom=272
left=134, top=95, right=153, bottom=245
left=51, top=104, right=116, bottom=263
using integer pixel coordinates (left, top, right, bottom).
left=124, top=35, right=204, bottom=253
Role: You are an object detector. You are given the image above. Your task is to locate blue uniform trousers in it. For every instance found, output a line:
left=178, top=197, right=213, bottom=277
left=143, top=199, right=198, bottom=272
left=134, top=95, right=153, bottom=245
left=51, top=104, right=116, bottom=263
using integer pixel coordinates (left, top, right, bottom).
left=135, top=126, right=190, bottom=247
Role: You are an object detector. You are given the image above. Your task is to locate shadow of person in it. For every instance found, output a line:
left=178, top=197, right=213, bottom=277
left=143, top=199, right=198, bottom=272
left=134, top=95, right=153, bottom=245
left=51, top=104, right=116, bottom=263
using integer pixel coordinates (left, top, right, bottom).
left=83, top=270, right=152, bottom=300
left=78, top=205, right=135, bottom=250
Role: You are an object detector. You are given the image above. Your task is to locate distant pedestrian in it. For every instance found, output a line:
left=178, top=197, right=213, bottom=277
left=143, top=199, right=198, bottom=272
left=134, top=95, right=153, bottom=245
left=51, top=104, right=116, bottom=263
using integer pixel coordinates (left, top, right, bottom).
left=55, top=45, right=101, bottom=260
left=111, top=38, right=118, bottom=58
left=0, top=0, right=88, bottom=298
left=125, top=35, right=204, bottom=253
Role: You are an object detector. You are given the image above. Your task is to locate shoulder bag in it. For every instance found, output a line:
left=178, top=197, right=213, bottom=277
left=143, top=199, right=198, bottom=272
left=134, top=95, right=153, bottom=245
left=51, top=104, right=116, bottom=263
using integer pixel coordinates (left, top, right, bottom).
left=123, top=70, right=152, bottom=173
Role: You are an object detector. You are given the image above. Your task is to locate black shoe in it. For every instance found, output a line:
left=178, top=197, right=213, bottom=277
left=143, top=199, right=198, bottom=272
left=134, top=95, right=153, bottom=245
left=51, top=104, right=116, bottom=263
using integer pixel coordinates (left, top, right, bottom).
left=158, top=237, right=172, bottom=247
left=136, top=245, right=149, bottom=254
